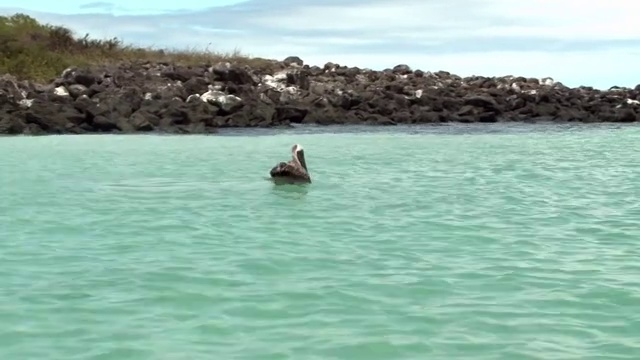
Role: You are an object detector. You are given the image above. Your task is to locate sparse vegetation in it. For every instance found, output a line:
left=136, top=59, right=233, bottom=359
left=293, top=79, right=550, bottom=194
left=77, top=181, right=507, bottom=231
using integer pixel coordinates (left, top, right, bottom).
left=0, top=13, right=277, bottom=82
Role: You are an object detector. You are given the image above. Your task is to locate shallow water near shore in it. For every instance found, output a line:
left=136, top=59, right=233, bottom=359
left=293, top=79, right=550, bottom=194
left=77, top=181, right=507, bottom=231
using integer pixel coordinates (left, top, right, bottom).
left=2, top=123, right=640, bottom=359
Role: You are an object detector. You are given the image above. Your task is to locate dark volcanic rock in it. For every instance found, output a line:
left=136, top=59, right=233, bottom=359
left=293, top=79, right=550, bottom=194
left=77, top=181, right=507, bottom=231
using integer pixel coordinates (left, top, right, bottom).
left=1, top=57, right=640, bottom=135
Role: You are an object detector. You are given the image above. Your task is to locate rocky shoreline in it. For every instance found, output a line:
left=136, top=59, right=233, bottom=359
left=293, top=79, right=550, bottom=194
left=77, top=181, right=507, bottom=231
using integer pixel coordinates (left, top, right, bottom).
left=1, top=56, right=639, bottom=135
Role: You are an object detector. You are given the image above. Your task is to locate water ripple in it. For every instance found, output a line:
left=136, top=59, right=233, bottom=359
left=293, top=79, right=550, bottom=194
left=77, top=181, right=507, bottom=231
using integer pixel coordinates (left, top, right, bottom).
left=1, top=125, right=640, bottom=359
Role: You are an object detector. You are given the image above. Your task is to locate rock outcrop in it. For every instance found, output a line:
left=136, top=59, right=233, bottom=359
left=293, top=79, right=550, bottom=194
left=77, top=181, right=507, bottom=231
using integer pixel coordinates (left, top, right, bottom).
left=1, top=57, right=639, bottom=135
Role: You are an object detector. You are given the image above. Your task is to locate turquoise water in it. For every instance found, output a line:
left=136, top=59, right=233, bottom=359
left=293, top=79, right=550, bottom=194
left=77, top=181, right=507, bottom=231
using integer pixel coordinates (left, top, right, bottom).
left=2, top=123, right=640, bottom=359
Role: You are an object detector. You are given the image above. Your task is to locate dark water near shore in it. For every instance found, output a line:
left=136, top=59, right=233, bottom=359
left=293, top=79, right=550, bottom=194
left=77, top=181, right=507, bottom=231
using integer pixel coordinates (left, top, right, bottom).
left=215, top=121, right=638, bottom=137
left=1, top=122, right=640, bottom=359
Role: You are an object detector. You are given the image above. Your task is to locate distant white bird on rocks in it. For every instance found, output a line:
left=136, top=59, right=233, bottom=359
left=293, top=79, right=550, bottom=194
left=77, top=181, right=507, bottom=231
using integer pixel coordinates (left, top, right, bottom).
left=269, top=144, right=311, bottom=184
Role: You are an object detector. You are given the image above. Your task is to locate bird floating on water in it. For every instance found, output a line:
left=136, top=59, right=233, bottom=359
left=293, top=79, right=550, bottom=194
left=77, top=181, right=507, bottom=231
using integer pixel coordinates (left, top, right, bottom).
left=269, top=144, right=311, bottom=184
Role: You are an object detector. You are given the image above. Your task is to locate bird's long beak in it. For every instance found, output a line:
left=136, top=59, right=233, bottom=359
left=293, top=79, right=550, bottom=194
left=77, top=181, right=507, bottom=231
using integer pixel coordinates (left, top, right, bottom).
left=296, top=149, right=308, bottom=171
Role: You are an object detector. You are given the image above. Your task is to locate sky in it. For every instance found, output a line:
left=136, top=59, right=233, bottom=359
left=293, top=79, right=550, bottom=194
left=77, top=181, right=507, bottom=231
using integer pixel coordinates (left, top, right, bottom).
left=2, top=0, right=639, bottom=89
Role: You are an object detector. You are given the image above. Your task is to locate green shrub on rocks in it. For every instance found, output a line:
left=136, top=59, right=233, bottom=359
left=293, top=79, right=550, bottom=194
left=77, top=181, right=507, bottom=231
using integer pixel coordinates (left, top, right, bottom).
left=0, top=13, right=277, bottom=82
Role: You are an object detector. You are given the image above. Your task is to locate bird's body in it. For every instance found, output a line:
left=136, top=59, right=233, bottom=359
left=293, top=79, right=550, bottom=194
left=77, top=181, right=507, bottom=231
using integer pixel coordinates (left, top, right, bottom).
left=269, top=144, right=311, bottom=184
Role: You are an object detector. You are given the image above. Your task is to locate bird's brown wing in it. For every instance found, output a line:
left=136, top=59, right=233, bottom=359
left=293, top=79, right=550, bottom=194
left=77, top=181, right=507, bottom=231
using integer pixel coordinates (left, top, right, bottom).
left=270, top=161, right=310, bottom=181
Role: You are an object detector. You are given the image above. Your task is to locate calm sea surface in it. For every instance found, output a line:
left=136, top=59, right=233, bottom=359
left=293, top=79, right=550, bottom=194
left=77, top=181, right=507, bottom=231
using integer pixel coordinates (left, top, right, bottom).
left=1, top=123, right=640, bottom=359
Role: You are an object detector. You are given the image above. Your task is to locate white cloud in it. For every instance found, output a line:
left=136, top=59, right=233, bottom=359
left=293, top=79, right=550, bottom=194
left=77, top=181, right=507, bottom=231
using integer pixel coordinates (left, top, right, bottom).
left=251, top=1, right=486, bottom=32
left=1, top=0, right=246, bottom=15
left=255, top=0, right=640, bottom=41
left=469, top=2, right=640, bottom=41
left=278, top=36, right=387, bottom=47
left=2, top=0, right=640, bottom=89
